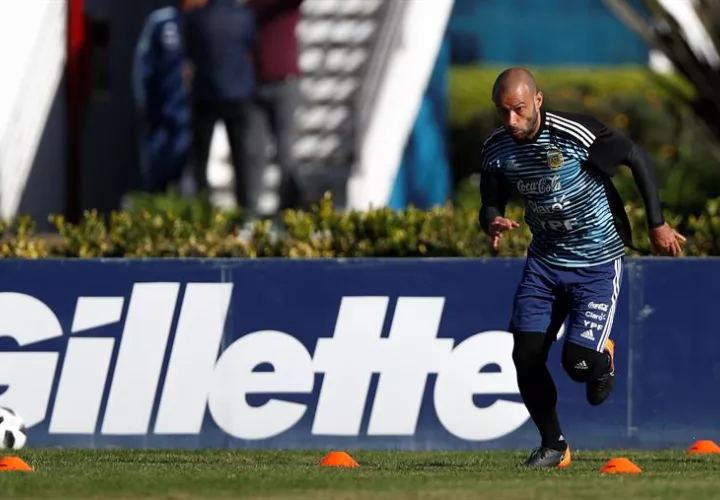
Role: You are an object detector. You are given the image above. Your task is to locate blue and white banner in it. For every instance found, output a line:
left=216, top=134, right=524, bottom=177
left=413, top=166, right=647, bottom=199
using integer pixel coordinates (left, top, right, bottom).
left=0, top=258, right=717, bottom=450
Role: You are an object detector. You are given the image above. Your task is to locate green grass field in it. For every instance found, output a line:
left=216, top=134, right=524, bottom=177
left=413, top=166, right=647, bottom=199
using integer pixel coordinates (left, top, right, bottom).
left=0, top=449, right=719, bottom=499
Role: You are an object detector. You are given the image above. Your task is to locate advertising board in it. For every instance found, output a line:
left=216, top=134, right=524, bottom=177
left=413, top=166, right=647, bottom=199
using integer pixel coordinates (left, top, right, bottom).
left=0, top=258, right=716, bottom=450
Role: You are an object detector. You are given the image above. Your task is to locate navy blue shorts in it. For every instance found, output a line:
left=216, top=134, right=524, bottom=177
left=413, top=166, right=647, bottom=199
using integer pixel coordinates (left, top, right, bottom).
left=509, top=255, right=623, bottom=351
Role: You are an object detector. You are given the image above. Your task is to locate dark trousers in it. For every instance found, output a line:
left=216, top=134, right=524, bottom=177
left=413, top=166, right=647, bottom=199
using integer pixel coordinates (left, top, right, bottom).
left=250, top=78, right=302, bottom=211
left=140, top=121, right=191, bottom=194
left=191, top=99, right=251, bottom=209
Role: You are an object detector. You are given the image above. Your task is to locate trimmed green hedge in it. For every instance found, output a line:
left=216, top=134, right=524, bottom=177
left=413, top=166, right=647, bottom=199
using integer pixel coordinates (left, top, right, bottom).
left=449, top=66, right=694, bottom=126
left=1, top=192, right=719, bottom=259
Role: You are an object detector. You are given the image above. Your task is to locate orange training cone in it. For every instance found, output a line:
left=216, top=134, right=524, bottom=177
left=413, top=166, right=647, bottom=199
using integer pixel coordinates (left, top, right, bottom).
left=687, top=440, right=720, bottom=454
left=319, top=451, right=359, bottom=468
left=0, top=456, right=33, bottom=472
left=600, top=457, right=642, bottom=474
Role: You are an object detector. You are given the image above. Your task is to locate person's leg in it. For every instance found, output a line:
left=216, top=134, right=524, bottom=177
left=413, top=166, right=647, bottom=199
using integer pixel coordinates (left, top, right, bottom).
left=137, top=123, right=152, bottom=192
left=562, top=256, right=623, bottom=406
left=222, top=100, right=252, bottom=212
left=154, top=123, right=192, bottom=192
left=510, top=256, right=571, bottom=467
left=243, top=96, right=272, bottom=216
left=143, top=125, right=171, bottom=193
left=191, top=101, right=217, bottom=196
left=513, top=302, right=568, bottom=450
left=263, top=79, right=302, bottom=210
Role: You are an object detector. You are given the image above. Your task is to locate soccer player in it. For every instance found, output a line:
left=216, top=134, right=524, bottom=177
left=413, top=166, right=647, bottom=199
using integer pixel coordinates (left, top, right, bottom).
left=479, top=68, right=686, bottom=468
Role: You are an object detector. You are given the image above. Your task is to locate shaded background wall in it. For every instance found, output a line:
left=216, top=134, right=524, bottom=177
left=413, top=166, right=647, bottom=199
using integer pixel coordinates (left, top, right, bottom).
left=81, top=0, right=151, bottom=215
left=448, top=0, right=650, bottom=66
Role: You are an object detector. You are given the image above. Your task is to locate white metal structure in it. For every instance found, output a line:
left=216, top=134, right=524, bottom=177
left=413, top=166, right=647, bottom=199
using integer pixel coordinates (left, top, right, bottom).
left=346, top=0, right=455, bottom=210
left=0, top=0, right=66, bottom=222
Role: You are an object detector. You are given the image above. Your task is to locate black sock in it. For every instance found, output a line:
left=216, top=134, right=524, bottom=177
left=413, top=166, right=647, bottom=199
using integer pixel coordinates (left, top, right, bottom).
left=513, top=332, right=567, bottom=452
left=517, top=368, right=567, bottom=451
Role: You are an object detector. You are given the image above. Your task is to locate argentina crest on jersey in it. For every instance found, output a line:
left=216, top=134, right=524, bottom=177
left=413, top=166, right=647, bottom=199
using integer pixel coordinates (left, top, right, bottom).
left=546, top=147, right=564, bottom=170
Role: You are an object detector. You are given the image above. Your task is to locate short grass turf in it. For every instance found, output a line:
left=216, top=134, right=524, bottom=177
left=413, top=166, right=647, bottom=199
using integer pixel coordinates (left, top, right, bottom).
left=0, top=450, right=719, bottom=499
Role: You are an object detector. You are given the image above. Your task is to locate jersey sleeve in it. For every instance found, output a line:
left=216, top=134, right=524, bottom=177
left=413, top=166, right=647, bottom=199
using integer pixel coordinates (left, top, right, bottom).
left=564, top=112, right=665, bottom=229
left=581, top=116, right=634, bottom=176
left=478, top=140, right=512, bottom=234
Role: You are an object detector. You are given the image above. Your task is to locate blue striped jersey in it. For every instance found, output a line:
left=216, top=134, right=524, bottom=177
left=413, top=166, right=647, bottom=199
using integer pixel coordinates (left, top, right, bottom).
left=480, top=109, right=634, bottom=268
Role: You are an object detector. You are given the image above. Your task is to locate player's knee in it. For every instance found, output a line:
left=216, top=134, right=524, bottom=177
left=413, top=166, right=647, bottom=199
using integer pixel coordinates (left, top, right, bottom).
left=512, top=332, right=547, bottom=376
left=561, top=341, right=608, bottom=382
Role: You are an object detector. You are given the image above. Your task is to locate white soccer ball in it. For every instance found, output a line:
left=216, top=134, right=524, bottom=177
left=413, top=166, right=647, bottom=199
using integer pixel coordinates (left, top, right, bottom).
left=0, top=407, right=27, bottom=450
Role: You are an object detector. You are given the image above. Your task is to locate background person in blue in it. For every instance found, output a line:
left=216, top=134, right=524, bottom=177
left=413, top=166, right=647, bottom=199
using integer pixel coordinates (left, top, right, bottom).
left=479, top=68, right=686, bottom=469
left=133, top=0, right=204, bottom=194
left=184, top=0, right=256, bottom=211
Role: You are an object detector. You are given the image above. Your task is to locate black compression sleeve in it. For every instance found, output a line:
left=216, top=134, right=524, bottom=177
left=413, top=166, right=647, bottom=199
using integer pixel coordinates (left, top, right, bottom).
left=624, top=145, right=665, bottom=229
left=572, top=113, right=665, bottom=230
left=479, top=171, right=510, bottom=234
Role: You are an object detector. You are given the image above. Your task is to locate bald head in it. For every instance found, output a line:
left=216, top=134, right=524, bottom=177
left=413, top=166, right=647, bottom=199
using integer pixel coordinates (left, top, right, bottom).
left=491, top=68, right=543, bottom=141
left=492, top=68, right=538, bottom=102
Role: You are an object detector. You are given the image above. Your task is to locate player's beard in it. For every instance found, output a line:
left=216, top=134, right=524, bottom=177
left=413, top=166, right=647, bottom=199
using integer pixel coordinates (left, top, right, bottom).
left=509, top=105, right=540, bottom=140
left=522, top=106, right=540, bottom=138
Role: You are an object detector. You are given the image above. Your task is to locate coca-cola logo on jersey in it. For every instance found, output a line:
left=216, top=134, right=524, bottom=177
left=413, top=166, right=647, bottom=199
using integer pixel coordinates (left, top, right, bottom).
left=516, top=176, right=562, bottom=196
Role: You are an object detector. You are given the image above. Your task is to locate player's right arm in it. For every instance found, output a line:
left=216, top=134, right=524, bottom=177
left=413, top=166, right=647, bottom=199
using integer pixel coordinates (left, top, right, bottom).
left=479, top=141, right=519, bottom=249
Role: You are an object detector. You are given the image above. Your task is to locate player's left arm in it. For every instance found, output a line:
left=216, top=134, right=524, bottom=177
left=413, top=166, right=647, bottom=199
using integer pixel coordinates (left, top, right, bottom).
left=583, top=117, right=686, bottom=256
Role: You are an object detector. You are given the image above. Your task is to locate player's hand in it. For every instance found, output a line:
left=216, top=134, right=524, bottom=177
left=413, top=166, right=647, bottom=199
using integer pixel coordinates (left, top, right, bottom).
left=489, top=216, right=519, bottom=250
left=650, top=222, right=685, bottom=257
